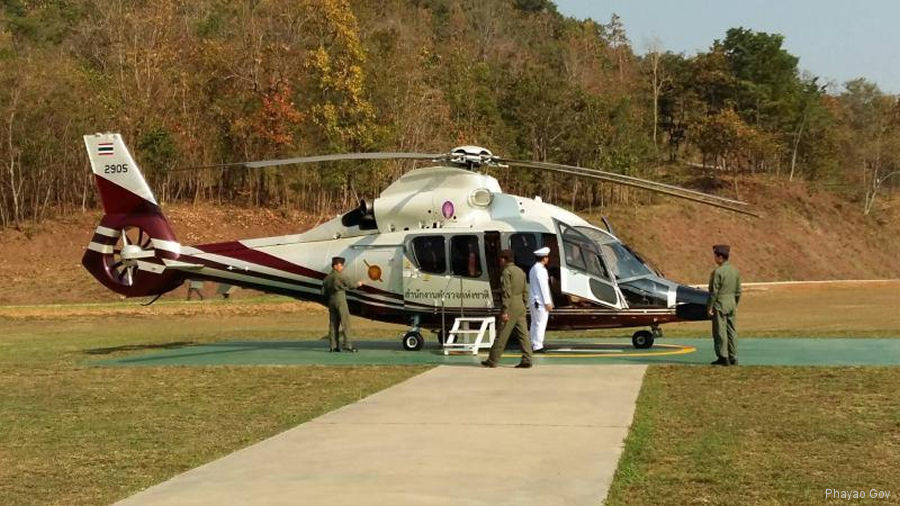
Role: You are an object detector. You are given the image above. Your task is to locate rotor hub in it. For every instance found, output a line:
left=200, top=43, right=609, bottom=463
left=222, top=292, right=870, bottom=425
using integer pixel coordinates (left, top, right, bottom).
left=120, top=243, right=145, bottom=262
left=448, top=146, right=502, bottom=169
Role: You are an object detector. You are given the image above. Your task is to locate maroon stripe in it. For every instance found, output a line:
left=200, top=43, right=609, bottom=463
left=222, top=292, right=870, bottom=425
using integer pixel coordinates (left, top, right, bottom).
left=193, top=241, right=404, bottom=302
left=179, top=253, right=322, bottom=292
left=178, top=253, right=407, bottom=309
left=195, top=242, right=326, bottom=280
left=94, top=176, right=160, bottom=215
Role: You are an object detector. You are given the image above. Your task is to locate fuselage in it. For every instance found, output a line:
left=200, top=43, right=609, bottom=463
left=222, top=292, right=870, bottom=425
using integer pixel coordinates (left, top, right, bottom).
left=165, top=166, right=710, bottom=332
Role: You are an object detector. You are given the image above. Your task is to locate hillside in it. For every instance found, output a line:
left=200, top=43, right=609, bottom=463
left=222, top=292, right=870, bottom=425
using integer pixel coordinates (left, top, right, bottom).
left=1, top=176, right=896, bottom=306
left=2, top=1, right=898, bottom=228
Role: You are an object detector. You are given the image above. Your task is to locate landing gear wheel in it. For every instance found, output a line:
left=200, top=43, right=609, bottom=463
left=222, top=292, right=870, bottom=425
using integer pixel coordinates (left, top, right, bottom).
left=402, top=331, right=424, bottom=351
left=632, top=330, right=654, bottom=349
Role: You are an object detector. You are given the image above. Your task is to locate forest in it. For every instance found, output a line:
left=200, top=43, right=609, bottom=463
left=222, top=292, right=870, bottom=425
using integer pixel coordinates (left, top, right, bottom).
left=1, top=0, right=898, bottom=228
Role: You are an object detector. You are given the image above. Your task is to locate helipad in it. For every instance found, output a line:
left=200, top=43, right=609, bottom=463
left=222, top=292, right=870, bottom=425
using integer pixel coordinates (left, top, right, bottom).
left=95, top=337, right=900, bottom=367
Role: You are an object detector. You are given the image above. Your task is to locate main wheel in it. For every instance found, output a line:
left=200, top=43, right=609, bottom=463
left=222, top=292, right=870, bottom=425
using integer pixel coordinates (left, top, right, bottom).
left=632, top=330, right=654, bottom=349
left=402, top=331, right=424, bottom=351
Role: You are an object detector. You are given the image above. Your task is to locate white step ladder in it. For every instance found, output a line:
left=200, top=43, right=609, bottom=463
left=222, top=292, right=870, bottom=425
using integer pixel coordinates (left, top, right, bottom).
left=442, top=317, right=496, bottom=355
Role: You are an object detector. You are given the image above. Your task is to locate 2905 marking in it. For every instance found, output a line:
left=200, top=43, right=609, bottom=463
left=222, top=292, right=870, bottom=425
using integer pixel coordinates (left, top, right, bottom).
left=103, top=163, right=128, bottom=174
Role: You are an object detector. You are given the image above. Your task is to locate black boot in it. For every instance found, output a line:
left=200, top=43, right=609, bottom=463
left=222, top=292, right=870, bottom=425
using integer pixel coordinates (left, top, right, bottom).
left=710, top=357, right=729, bottom=366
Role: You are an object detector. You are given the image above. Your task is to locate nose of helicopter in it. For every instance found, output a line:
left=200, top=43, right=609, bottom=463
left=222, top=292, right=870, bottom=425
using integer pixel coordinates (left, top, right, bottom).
left=674, top=285, right=710, bottom=320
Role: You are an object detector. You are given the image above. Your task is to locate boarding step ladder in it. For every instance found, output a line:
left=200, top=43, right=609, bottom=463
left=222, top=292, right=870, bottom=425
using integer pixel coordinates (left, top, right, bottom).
left=442, top=317, right=496, bottom=355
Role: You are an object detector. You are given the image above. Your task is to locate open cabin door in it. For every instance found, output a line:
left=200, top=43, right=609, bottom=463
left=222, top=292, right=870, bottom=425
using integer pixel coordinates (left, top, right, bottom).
left=554, top=220, right=625, bottom=309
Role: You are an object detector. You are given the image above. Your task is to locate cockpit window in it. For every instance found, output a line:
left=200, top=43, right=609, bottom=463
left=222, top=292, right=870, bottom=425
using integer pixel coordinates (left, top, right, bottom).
left=576, top=226, right=653, bottom=281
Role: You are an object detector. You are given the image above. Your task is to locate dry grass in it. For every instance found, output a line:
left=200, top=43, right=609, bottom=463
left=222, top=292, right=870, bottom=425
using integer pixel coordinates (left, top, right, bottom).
left=0, top=313, right=425, bottom=505
left=607, top=366, right=900, bottom=506
left=0, top=281, right=897, bottom=504
left=662, top=281, right=900, bottom=338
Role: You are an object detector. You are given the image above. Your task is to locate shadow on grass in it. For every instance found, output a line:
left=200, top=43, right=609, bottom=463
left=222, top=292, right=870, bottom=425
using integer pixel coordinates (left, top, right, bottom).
left=106, top=339, right=416, bottom=364
left=84, top=341, right=196, bottom=355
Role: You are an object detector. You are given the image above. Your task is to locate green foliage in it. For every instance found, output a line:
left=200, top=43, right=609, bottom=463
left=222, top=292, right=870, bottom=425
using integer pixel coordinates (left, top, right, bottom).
left=0, top=0, right=895, bottom=225
left=513, top=0, right=556, bottom=14
left=1, top=0, right=83, bottom=46
left=137, top=126, right=178, bottom=176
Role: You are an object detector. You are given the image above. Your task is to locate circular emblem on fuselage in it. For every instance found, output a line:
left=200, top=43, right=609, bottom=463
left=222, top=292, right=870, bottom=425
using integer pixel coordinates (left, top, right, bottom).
left=363, top=260, right=383, bottom=282
left=441, top=201, right=455, bottom=219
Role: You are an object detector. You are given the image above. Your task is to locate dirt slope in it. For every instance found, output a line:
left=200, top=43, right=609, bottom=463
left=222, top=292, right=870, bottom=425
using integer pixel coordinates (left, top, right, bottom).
left=0, top=177, right=896, bottom=305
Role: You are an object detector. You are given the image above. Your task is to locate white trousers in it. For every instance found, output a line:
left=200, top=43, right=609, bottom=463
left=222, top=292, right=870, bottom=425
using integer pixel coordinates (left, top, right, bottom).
left=530, top=304, right=550, bottom=350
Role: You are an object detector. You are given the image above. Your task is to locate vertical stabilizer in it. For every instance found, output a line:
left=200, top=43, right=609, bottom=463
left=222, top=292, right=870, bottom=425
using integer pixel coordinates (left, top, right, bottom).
left=83, top=133, right=160, bottom=215
left=81, top=133, right=183, bottom=297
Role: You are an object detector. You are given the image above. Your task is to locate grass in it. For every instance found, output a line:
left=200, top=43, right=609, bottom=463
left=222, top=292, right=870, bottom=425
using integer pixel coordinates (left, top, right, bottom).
left=0, top=281, right=897, bottom=504
left=606, top=367, right=900, bottom=505
left=0, top=312, right=427, bottom=505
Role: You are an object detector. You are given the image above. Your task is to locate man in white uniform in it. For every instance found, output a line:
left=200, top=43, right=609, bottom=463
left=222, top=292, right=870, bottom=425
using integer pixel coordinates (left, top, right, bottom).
left=529, top=247, right=554, bottom=353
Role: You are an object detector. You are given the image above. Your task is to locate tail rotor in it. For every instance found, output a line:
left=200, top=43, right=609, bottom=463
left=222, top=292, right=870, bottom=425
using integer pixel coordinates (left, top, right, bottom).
left=82, top=133, right=184, bottom=297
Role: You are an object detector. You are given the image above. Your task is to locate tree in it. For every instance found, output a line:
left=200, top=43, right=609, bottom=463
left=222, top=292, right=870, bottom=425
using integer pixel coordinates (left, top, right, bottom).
left=837, top=79, right=900, bottom=215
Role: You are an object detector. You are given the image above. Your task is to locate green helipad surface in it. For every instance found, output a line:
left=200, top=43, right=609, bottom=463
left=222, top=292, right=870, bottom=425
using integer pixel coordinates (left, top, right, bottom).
left=96, top=337, right=900, bottom=367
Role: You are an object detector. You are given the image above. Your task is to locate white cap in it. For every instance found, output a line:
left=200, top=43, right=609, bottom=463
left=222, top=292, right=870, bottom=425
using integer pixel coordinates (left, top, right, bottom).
left=534, top=247, right=551, bottom=257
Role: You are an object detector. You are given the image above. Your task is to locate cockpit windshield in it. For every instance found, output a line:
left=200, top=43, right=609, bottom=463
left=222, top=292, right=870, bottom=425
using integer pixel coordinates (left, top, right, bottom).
left=576, top=227, right=654, bottom=281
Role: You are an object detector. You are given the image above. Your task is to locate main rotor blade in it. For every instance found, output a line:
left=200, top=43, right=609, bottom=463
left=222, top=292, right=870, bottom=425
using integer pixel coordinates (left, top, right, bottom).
left=502, top=159, right=759, bottom=217
left=174, top=152, right=446, bottom=172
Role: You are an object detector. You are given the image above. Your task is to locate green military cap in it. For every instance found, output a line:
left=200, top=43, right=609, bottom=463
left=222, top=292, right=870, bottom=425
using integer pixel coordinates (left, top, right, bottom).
left=332, top=256, right=346, bottom=266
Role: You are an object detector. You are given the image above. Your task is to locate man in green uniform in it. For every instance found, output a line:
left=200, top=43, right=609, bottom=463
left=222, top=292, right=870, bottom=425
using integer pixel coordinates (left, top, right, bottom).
left=323, top=256, right=363, bottom=352
left=707, top=244, right=742, bottom=366
left=482, top=250, right=533, bottom=368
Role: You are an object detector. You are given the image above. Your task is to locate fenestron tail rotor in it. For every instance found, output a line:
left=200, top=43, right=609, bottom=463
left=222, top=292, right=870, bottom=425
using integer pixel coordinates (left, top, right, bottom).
left=110, top=227, right=156, bottom=287
left=173, top=145, right=757, bottom=216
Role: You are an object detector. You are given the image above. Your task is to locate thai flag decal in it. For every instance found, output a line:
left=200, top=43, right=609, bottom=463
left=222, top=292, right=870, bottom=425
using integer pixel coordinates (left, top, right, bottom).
left=98, top=143, right=114, bottom=156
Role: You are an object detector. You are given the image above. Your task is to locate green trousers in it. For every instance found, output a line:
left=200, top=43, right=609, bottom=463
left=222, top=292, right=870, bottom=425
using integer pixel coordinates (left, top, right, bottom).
left=486, top=311, right=532, bottom=365
left=712, top=309, right=737, bottom=360
left=328, top=300, right=353, bottom=350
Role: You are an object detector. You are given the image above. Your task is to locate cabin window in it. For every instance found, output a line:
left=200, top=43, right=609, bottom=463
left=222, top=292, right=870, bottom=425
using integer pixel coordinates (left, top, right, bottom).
left=560, top=225, right=611, bottom=280
left=412, top=236, right=446, bottom=274
left=450, top=235, right=482, bottom=278
left=576, top=226, right=653, bottom=280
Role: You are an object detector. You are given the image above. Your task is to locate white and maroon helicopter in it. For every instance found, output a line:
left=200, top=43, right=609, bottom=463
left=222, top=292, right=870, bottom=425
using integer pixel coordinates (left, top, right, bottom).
left=82, top=133, right=755, bottom=350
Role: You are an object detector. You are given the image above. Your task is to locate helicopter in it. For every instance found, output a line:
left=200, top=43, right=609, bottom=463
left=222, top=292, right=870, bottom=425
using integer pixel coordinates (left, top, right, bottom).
left=81, top=133, right=755, bottom=351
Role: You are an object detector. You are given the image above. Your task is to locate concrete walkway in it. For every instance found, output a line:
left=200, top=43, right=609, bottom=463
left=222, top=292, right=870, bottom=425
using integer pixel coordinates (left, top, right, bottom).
left=117, top=365, right=647, bottom=506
